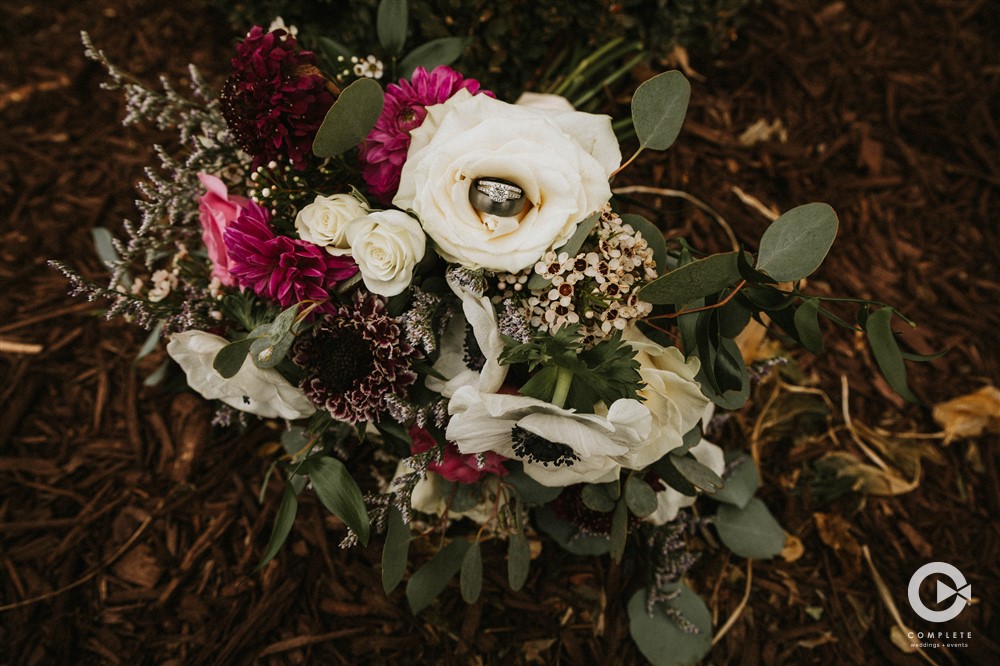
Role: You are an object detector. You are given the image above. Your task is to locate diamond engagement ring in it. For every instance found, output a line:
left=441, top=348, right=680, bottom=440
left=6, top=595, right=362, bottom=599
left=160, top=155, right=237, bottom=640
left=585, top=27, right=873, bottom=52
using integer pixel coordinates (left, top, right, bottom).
left=469, top=177, right=526, bottom=217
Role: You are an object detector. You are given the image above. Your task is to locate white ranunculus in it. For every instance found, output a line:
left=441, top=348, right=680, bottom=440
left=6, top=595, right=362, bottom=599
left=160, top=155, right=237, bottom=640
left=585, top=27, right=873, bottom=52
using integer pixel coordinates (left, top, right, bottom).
left=166, top=330, right=315, bottom=420
left=646, top=439, right=725, bottom=525
left=446, top=385, right=651, bottom=487
left=345, top=209, right=426, bottom=297
left=616, top=325, right=710, bottom=470
left=294, top=193, right=368, bottom=255
left=394, top=89, right=621, bottom=273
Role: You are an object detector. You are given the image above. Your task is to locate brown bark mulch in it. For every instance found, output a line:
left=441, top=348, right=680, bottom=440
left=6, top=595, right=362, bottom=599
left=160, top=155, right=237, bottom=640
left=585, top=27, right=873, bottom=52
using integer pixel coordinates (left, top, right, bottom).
left=1, top=0, right=997, bottom=663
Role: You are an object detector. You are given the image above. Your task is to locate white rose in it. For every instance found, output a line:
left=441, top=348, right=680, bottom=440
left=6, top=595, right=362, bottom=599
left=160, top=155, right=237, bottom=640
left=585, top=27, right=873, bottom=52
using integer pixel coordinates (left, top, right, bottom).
left=294, top=193, right=368, bottom=255
left=616, top=325, right=710, bottom=470
left=392, top=460, right=497, bottom=525
left=394, top=89, right=621, bottom=273
left=514, top=91, right=575, bottom=112
left=166, top=330, right=315, bottom=420
left=646, top=439, right=725, bottom=525
left=345, top=209, right=426, bottom=297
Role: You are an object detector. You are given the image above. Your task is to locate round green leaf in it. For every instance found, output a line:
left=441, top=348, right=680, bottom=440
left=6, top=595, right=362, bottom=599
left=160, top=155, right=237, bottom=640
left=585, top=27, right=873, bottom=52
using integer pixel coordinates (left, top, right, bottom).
left=627, top=585, right=712, bottom=666
left=639, top=252, right=743, bottom=306
left=671, top=453, right=724, bottom=494
left=714, top=498, right=785, bottom=559
left=631, top=70, right=691, bottom=151
left=624, top=475, right=658, bottom=517
left=756, top=203, right=839, bottom=282
left=399, top=37, right=468, bottom=79
left=212, top=337, right=253, bottom=379
left=793, top=297, right=825, bottom=354
left=710, top=452, right=760, bottom=509
left=312, top=78, right=385, bottom=158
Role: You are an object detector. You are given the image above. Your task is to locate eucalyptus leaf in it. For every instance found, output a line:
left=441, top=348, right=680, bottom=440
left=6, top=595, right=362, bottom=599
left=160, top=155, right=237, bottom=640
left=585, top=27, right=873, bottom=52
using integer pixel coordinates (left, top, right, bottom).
left=312, top=78, right=385, bottom=158
left=756, top=203, right=839, bottom=282
left=620, top=213, right=667, bottom=272
left=460, top=541, right=483, bottom=603
left=406, top=539, right=471, bottom=614
left=212, top=337, right=253, bottom=379
left=301, top=457, right=371, bottom=545
left=627, top=585, right=712, bottom=666
left=710, top=452, right=759, bottom=509
left=253, top=484, right=297, bottom=572
left=135, top=320, right=164, bottom=361
left=505, top=463, right=563, bottom=505
left=865, top=307, right=918, bottom=402
left=507, top=533, right=530, bottom=591
left=316, top=36, right=354, bottom=62
left=639, top=252, right=743, bottom=306
left=382, top=506, right=410, bottom=594
left=377, top=0, right=408, bottom=55
left=712, top=334, right=744, bottom=394
left=624, top=475, right=658, bottom=517
left=610, top=500, right=628, bottom=563
left=631, top=70, right=691, bottom=151
left=91, top=226, right=122, bottom=272
left=534, top=505, right=610, bottom=556
left=582, top=483, right=617, bottom=513
left=651, top=454, right=697, bottom=497
left=250, top=332, right=293, bottom=369
left=714, top=498, right=785, bottom=559
left=675, top=423, right=703, bottom=455
left=793, top=297, right=825, bottom=354
left=399, top=37, right=467, bottom=79
left=671, top=453, right=723, bottom=494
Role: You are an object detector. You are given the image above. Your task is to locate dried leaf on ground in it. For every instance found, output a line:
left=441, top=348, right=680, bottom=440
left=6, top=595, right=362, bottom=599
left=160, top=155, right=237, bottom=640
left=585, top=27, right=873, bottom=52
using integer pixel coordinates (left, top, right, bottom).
left=933, top=385, right=1000, bottom=444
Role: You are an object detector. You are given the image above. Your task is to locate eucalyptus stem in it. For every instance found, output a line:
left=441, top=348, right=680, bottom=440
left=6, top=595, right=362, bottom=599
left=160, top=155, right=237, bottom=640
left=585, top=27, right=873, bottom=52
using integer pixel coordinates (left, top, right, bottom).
left=550, top=366, right=574, bottom=409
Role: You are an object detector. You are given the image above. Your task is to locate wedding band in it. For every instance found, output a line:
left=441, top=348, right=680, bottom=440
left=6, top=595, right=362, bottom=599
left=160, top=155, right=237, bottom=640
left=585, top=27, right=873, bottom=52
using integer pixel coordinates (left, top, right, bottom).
left=469, top=177, right=526, bottom=217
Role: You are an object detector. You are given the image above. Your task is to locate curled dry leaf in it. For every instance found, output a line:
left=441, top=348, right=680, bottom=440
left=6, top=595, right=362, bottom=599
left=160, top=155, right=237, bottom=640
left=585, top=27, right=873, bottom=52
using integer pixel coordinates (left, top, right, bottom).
left=932, top=385, right=1000, bottom=444
left=813, top=512, right=862, bottom=578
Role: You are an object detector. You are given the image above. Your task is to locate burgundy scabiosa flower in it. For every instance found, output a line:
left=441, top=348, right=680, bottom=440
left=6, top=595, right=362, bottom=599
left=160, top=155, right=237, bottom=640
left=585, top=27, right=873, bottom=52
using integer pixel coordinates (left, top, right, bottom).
left=223, top=200, right=357, bottom=306
left=359, top=66, right=492, bottom=202
left=220, top=26, right=335, bottom=171
left=293, top=293, right=418, bottom=423
left=409, top=426, right=507, bottom=485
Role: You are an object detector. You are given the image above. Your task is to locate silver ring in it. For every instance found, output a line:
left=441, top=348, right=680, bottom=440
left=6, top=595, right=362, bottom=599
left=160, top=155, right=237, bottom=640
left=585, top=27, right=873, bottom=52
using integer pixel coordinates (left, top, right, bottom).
left=469, top=177, right=526, bottom=217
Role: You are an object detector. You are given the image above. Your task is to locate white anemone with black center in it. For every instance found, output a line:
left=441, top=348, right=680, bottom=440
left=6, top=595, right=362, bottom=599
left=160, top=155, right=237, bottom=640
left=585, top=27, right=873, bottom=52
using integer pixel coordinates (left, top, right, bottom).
left=394, top=89, right=620, bottom=273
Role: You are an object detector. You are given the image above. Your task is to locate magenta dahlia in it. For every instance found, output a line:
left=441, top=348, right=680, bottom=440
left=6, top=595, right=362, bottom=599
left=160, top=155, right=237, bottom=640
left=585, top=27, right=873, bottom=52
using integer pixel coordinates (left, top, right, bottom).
left=220, top=26, right=335, bottom=171
left=359, top=66, right=492, bottom=202
left=409, top=426, right=507, bottom=485
left=223, top=201, right=357, bottom=306
left=293, top=293, right=418, bottom=424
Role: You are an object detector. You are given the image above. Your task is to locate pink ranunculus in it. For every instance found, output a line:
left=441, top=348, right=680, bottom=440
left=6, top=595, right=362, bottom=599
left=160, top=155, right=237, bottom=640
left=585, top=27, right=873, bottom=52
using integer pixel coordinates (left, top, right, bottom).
left=409, top=425, right=507, bottom=485
left=198, top=173, right=248, bottom=286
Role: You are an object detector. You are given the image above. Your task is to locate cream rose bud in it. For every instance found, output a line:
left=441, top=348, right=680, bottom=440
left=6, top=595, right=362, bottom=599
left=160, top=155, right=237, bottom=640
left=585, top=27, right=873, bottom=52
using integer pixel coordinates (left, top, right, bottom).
left=345, top=209, right=426, bottom=297
left=294, top=193, right=368, bottom=255
left=394, top=89, right=621, bottom=273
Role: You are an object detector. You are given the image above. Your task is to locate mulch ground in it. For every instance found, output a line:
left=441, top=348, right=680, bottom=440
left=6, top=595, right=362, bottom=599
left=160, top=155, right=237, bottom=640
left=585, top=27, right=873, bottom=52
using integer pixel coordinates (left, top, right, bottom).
left=1, top=0, right=997, bottom=664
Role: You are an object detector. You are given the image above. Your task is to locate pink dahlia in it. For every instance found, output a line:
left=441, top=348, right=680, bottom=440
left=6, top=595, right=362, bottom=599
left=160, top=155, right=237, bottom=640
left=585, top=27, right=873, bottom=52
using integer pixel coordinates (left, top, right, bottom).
left=359, top=66, right=492, bottom=202
left=410, top=426, right=508, bottom=484
left=293, top=293, right=418, bottom=424
left=223, top=201, right=357, bottom=306
left=220, top=26, right=335, bottom=171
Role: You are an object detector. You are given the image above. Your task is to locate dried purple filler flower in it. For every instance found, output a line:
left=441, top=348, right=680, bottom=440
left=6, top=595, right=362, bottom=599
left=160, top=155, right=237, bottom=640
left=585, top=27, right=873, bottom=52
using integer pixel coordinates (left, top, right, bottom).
left=293, top=293, right=418, bottom=424
left=220, top=26, right=335, bottom=170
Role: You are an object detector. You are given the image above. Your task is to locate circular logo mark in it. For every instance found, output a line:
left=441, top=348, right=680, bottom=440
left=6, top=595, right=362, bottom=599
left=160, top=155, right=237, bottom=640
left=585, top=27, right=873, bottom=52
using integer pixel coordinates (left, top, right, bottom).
left=907, top=562, right=971, bottom=623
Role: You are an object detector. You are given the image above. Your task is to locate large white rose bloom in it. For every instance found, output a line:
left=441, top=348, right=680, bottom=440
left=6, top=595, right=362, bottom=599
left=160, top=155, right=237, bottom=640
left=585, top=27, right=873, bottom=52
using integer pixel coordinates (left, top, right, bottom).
left=446, top=385, right=652, bottom=487
left=293, top=193, right=367, bottom=256
left=166, top=330, right=315, bottom=420
left=646, top=439, right=726, bottom=525
left=345, top=209, right=426, bottom=297
left=617, top=325, right=711, bottom=469
left=394, top=89, right=620, bottom=273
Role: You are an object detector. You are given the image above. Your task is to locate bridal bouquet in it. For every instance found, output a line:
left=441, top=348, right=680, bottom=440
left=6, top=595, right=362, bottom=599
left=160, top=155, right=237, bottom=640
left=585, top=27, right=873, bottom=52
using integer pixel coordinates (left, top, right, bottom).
left=60, top=5, right=927, bottom=663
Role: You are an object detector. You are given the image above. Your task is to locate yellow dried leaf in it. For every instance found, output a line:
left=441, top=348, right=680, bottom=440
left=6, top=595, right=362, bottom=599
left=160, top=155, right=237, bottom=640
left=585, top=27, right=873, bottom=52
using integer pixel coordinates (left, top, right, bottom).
left=818, top=451, right=919, bottom=496
left=890, top=625, right=918, bottom=654
left=933, top=385, right=1000, bottom=444
left=781, top=533, right=805, bottom=562
left=813, top=512, right=862, bottom=577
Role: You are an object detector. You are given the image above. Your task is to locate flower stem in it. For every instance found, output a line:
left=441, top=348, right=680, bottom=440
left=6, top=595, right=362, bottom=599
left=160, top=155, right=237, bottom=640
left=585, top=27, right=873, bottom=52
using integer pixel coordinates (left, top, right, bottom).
left=550, top=366, right=574, bottom=409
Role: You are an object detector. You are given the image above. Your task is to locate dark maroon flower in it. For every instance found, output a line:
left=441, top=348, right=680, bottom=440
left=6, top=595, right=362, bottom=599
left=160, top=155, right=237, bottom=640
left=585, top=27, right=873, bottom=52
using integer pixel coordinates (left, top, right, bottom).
left=223, top=200, right=357, bottom=306
left=409, top=426, right=507, bottom=484
left=293, top=293, right=418, bottom=423
left=220, top=26, right=335, bottom=170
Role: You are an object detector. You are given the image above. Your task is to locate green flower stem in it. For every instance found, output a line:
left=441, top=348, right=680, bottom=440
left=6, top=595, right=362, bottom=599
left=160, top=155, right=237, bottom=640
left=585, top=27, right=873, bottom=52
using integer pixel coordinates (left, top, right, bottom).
left=548, top=37, right=626, bottom=97
left=550, top=366, right=574, bottom=409
left=571, top=50, right=647, bottom=108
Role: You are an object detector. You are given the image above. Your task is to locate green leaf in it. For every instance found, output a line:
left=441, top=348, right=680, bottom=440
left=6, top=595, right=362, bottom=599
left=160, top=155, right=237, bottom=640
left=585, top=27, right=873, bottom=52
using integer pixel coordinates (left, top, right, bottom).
left=631, top=70, right=691, bottom=151
left=377, top=0, right=408, bottom=55
left=639, top=252, right=742, bottom=306
left=460, top=541, right=483, bottom=603
left=399, top=37, right=467, bottom=79
left=712, top=334, right=744, bottom=394
left=301, top=457, right=371, bottom=545
left=406, top=539, right=471, bottom=614
left=582, top=483, right=617, bottom=513
left=316, top=36, right=354, bottom=62
left=212, top=337, right=253, bottom=378
left=717, top=298, right=752, bottom=339
left=710, top=452, right=760, bottom=509
left=865, top=307, right=918, bottom=403
left=620, top=213, right=667, bottom=272
left=136, top=319, right=164, bottom=361
left=312, top=78, right=385, bottom=158
left=651, top=454, right=697, bottom=497
left=505, top=463, right=563, bottom=505
left=528, top=212, right=600, bottom=290
left=534, top=505, right=610, bottom=556
left=254, top=483, right=298, bottom=572
left=671, top=453, right=724, bottom=494
left=609, top=500, right=628, bottom=563
left=793, top=297, right=825, bottom=354
left=507, top=533, right=530, bottom=591
left=91, top=226, right=122, bottom=272
left=382, top=506, right=410, bottom=594
left=714, top=498, right=785, bottom=559
left=627, top=585, right=712, bottom=666
left=624, top=475, right=658, bottom=517
left=756, top=203, right=839, bottom=282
